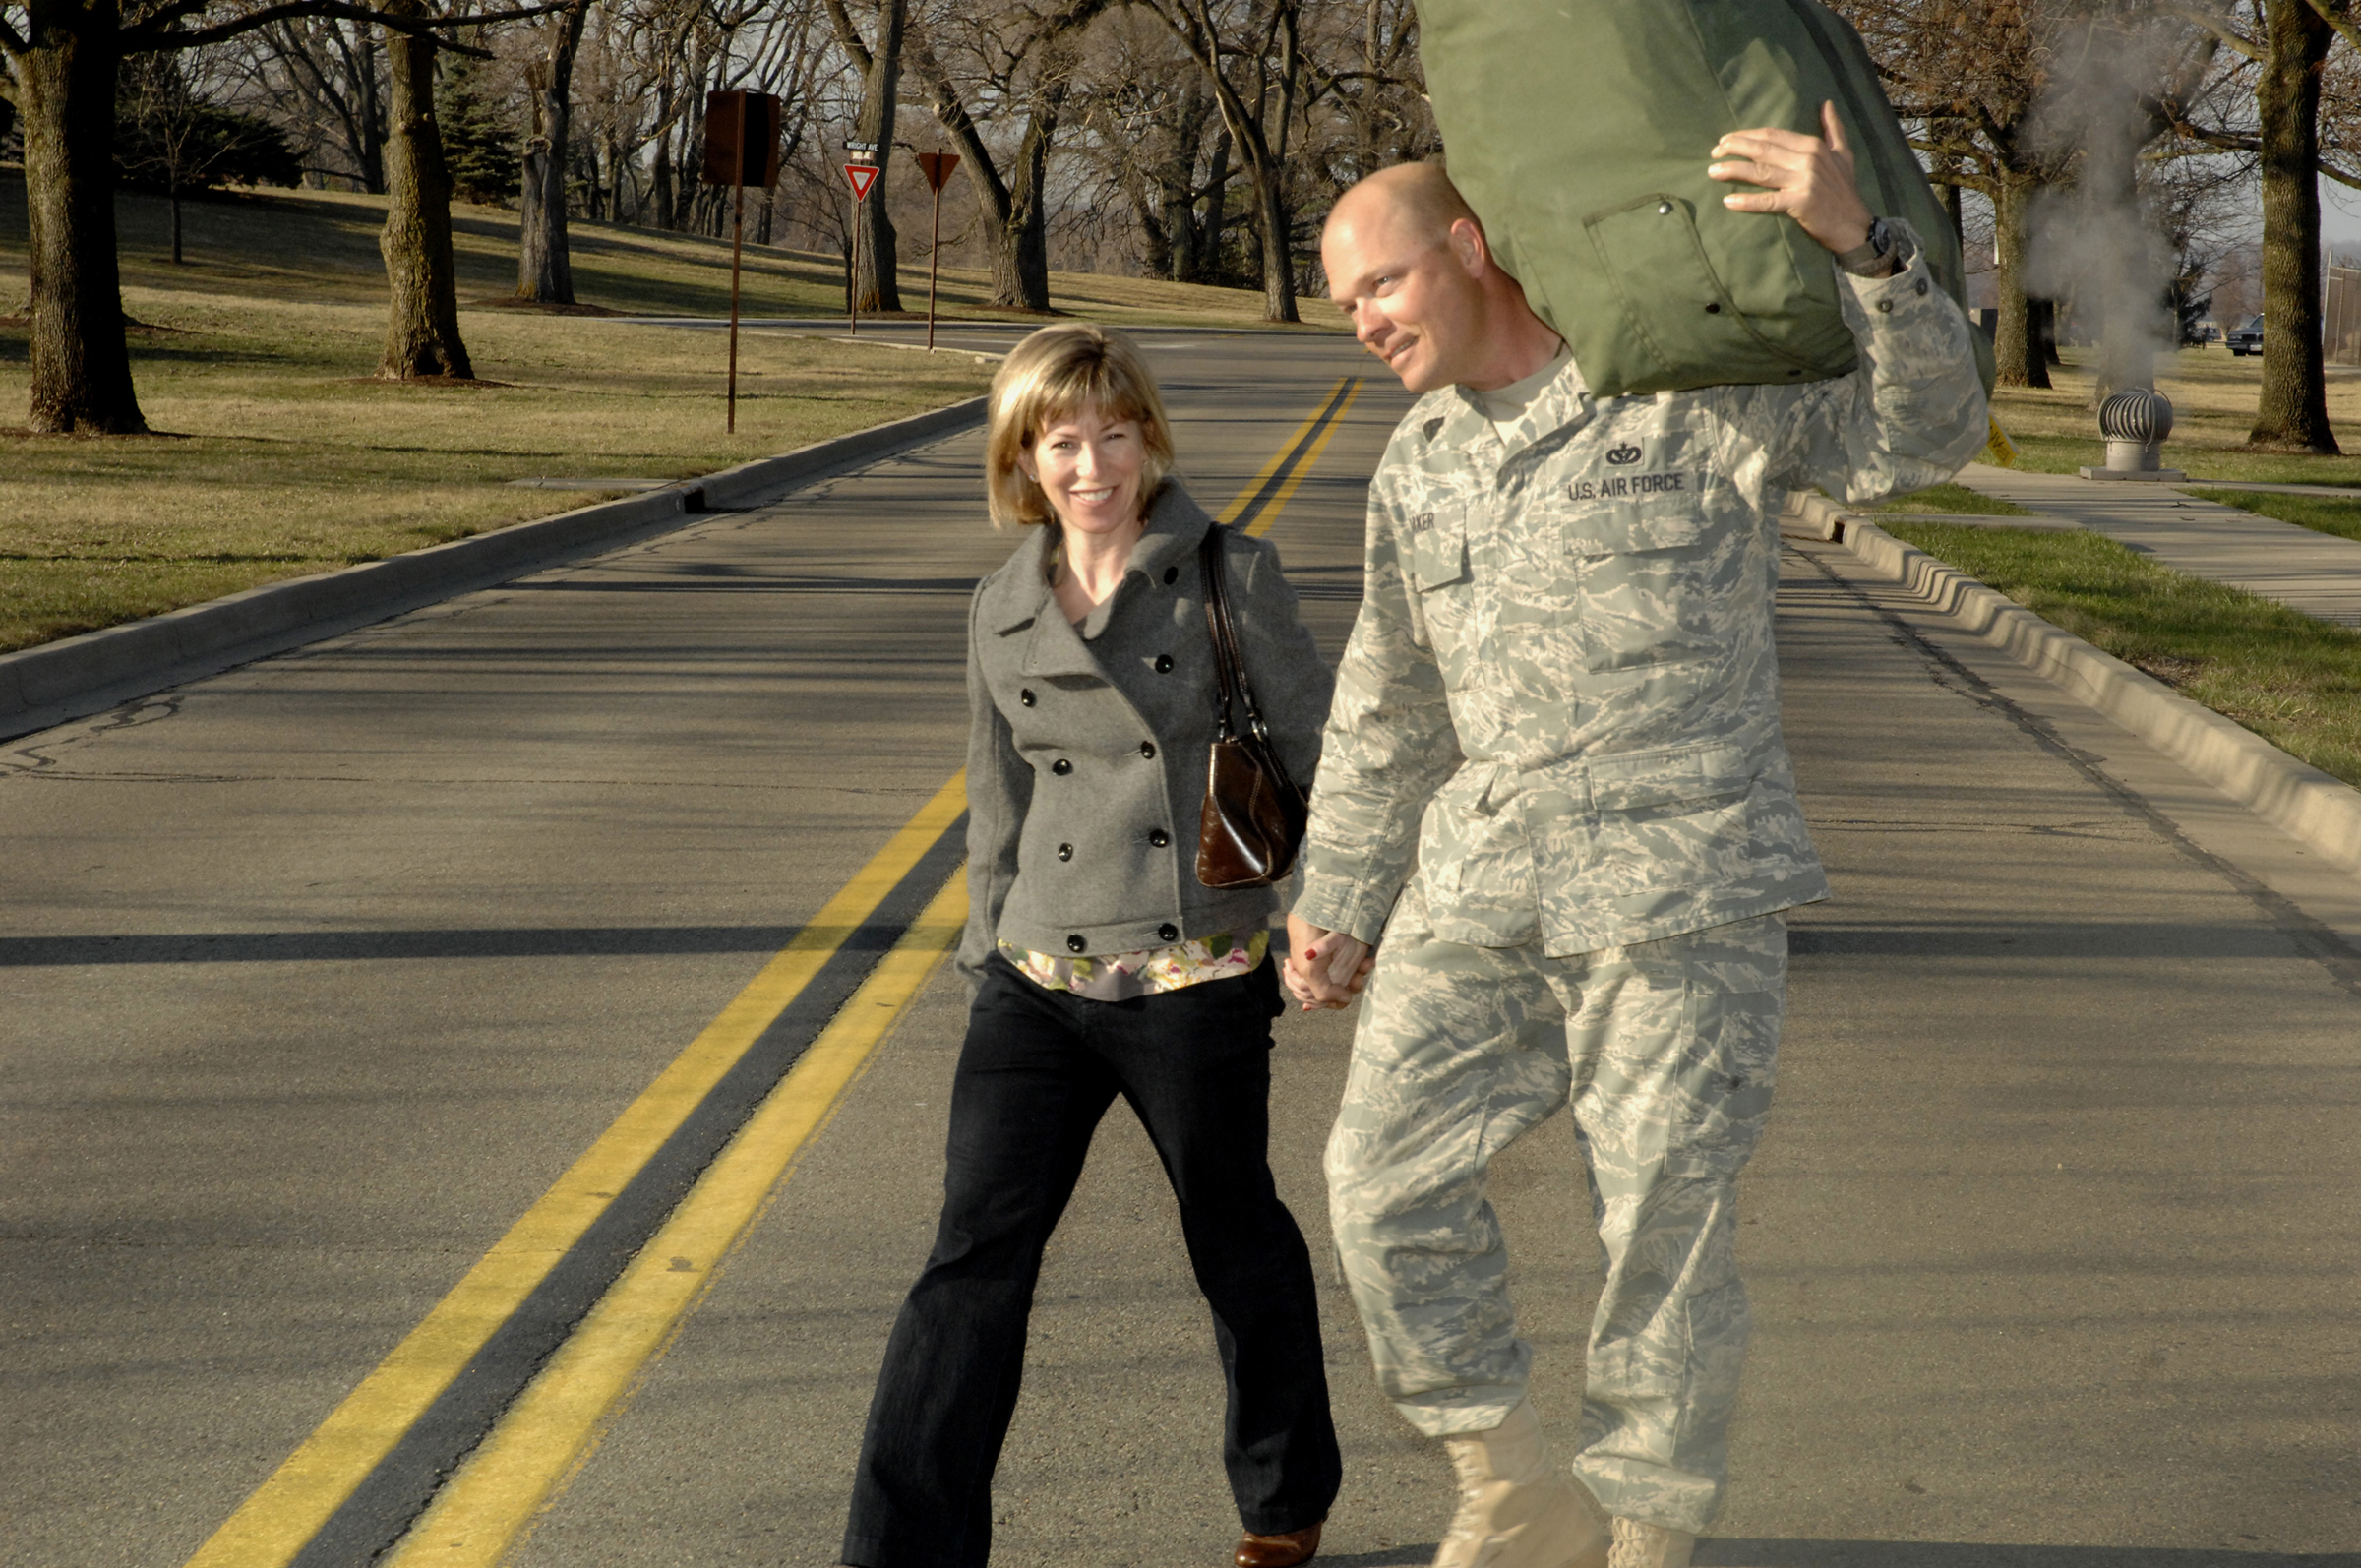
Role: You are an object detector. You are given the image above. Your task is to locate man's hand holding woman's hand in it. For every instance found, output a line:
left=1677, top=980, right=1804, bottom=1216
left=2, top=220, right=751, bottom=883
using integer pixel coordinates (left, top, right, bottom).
left=1284, top=913, right=1374, bottom=1011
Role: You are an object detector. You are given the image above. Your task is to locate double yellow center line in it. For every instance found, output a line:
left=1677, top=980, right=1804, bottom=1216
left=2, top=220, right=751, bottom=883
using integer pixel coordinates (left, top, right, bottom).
left=187, top=373, right=1365, bottom=1568
left=185, top=779, right=970, bottom=1568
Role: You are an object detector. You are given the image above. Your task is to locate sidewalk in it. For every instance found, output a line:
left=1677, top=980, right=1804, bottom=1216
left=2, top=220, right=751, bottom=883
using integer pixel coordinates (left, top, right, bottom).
left=1945, top=460, right=2361, bottom=626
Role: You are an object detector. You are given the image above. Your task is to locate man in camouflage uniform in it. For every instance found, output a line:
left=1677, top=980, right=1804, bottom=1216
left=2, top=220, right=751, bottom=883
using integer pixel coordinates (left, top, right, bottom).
left=1285, top=113, right=1987, bottom=1568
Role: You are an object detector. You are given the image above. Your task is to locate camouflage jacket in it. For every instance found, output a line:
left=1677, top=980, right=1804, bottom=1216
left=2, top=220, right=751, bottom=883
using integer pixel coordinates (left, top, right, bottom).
left=1295, top=233, right=1988, bottom=954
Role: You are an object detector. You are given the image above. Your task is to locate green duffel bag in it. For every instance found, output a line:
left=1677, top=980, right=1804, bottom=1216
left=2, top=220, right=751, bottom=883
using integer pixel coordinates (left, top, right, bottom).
left=1416, top=0, right=1995, bottom=397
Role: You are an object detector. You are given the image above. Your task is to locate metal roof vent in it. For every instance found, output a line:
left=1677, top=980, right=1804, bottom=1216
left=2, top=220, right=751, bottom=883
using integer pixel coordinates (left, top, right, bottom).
left=2080, top=388, right=2185, bottom=482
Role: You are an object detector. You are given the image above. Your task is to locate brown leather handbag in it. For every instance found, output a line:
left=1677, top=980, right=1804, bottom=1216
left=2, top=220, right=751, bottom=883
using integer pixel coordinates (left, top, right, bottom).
left=1195, top=524, right=1310, bottom=889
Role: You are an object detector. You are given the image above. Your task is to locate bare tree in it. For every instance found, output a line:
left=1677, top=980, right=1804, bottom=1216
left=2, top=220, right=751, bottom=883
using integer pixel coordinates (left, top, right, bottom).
left=1068, top=13, right=1238, bottom=282
left=908, top=0, right=1109, bottom=310
left=1845, top=0, right=2073, bottom=388
left=515, top=0, right=591, bottom=302
left=233, top=16, right=390, bottom=190
left=2, top=0, right=561, bottom=432
left=1134, top=0, right=1307, bottom=322
left=2166, top=0, right=2355, bottom=450
left=2251, top=0, right=2342, bottom=448
left=377, top=0, right=471, bottom=376
left=117, top=44, right=301, bottom=263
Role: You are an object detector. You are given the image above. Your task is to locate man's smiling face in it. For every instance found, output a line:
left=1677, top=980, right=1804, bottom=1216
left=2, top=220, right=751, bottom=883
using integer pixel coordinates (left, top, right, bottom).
left=1322, top=203, right=1488, bottom=395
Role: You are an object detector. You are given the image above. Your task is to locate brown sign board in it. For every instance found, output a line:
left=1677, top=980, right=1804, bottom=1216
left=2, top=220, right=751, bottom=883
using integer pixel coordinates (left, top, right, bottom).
left=700, top=90, right=782, bottom=188
left=915, top=151, right=961, bottom=193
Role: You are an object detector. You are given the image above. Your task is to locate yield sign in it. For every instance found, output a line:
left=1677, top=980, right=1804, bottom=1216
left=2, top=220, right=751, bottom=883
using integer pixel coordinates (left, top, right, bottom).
left=842, top=162, right=879, bottom=202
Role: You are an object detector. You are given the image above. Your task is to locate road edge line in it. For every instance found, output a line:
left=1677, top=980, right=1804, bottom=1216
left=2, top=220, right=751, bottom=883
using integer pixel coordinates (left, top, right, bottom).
left=381, top=874, right=971, bottom=1568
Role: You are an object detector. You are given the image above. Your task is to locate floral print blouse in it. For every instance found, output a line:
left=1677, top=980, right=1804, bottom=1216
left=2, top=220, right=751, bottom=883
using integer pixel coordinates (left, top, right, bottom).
left=1001, top=928, right=1270, bottom=1001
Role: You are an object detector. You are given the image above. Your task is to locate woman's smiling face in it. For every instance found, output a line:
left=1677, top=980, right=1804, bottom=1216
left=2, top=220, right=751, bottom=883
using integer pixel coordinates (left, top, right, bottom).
left=1023, top=405, right=1146, bottom=537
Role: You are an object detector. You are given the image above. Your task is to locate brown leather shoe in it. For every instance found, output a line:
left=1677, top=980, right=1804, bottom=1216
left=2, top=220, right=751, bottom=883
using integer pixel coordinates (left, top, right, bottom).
left=1235, top=1522, right=1321, bottom=1568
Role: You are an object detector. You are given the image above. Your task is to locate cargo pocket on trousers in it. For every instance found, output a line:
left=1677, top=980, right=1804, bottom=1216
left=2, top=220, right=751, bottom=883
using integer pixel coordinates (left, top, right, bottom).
left=1657, top=986, right=1779, bottom=1181
left=1583, top=194, right=1828, bottom=390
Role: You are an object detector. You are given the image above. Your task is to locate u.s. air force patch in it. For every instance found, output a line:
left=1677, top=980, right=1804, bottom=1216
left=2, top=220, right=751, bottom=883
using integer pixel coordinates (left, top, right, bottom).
left=1569, top=469, right=1692, bottom=502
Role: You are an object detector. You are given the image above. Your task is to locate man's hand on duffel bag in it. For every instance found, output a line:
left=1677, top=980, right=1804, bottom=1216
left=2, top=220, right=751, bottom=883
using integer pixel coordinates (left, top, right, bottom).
left=1708, top=100, right=1879, bottom=263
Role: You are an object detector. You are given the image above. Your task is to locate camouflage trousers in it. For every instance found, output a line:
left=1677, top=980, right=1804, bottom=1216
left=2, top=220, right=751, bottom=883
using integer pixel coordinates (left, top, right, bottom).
left=1324, top=883, right=1786, bottom=1535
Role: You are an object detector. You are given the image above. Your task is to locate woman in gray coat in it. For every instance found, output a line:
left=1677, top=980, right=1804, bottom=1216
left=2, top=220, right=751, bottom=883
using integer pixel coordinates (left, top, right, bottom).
left=841, top=325, right=1341, bottom=1568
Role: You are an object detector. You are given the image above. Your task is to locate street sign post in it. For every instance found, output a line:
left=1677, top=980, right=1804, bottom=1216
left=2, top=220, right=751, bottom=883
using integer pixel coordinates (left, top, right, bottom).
left=842, top=142, right=878, bottom=337
left=700, top=90, right=781, bottom=435
left=913, top=151, right=961, bottom=351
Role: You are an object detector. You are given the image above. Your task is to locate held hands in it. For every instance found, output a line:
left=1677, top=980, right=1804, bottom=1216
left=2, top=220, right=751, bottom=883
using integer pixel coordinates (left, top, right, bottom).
left=1283, top=913, right=1375, bottom=1012
left=1708, top=100, right=1876, bottom=259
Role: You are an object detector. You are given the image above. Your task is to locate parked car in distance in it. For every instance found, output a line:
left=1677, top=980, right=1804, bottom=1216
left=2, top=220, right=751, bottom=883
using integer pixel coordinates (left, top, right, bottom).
left=2227, top=315, right=2264, bottom=355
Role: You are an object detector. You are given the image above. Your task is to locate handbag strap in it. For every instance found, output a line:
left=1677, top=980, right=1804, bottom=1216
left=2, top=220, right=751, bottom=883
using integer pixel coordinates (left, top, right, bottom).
left=1197, top=523, right=1267, bottom=746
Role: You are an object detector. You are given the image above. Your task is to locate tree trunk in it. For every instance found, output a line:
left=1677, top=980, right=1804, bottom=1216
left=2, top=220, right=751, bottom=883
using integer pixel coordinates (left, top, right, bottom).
left=1183, top=128, right=1231, bottom=285
left=378, top=0, right=472, bottom=379
left=2251, top=0, right=2336, bottom=452
left=515, top=0, right=589, bottom=303
left=1991, top=178, right=2049, bottom=390
left=1246, top=163, right=1295, bottom=323
left=355, top=31, right=387, bottom=193
left=15, top=0, right=149, bottom=434
left=169, top=179, right=184, bottom=265
left=1162, top=1, right=1299, bottom=322
left=651, top=86, right=675, bottom=229
left=850, top=0, right=905, bottom=312
left=998, top=98, right=1059, bottom=312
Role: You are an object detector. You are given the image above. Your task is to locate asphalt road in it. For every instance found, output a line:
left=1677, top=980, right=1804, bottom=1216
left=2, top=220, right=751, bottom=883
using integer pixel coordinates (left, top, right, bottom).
left=5, top=327, right=2360, bottom=1568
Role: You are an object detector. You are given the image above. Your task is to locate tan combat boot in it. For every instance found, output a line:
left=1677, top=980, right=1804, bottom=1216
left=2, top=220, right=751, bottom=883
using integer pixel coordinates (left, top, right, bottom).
left=1605, top=1517, right=1696, bottom=1568
left=1430, top=1403, right=1609, bottom=1568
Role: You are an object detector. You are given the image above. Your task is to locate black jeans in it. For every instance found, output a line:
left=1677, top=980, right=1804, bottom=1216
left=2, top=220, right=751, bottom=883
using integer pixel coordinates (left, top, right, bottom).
left=841, top=955, right=1342, bottom=1568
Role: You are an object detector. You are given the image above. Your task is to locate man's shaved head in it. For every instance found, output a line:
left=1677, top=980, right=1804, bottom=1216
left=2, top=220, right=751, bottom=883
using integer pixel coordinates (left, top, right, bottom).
left=1321, top=159, right=1558, bottom=395
left=1325, top=160, right=1481, bottom=252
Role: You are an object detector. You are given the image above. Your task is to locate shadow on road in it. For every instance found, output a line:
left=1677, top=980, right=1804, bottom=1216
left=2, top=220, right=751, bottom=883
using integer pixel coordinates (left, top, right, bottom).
left=1697, top=1543, right=2361, bottom=1566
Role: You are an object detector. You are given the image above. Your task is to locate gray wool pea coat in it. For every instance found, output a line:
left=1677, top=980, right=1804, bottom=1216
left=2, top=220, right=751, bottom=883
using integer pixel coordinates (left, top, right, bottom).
left=958, top=481, right=1334, bottom=986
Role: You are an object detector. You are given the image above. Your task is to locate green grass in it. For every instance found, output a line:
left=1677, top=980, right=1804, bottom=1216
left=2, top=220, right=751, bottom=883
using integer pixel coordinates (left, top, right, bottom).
left=2187, top=488, right=2361, bottom=544
left=0, top=170, right=1343, bottom=654
left=0, top=167, right=1350, bottom=329
left=1880, top=522, right=2361, bottom=787
left=0, top=295, right=999, bottom=653
left=1873, top=482, right=2033, bottom=515
left=1985, top=345, right=2361, bottom=484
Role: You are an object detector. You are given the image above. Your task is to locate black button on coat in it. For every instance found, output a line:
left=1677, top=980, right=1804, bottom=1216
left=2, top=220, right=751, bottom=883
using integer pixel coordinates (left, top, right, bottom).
left=958, top=482, right=1334, bottom=982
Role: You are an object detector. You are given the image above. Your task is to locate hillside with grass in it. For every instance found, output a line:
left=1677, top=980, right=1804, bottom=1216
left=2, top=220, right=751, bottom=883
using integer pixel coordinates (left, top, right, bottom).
left=1988, top=343, right=2361, bottom=484
left=0, top=172, right=1346, bottom=655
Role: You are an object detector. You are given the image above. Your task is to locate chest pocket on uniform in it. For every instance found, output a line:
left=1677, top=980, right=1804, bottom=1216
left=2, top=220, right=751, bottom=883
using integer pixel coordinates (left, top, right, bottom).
left=1567, top=504, right=1719, bottom=672
left=1404, top=508, right=1470, bottom=591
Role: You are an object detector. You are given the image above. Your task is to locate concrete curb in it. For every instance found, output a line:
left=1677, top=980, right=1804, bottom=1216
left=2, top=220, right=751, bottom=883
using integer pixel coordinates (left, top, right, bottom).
left=1801, top=497, right=2361, bottom=876
left=0, top=394, right=989, bottom=743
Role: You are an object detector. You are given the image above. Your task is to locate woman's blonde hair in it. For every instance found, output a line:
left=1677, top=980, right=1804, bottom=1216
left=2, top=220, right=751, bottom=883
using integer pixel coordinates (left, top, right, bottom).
left=985, top=324, right=1177, bottom=529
